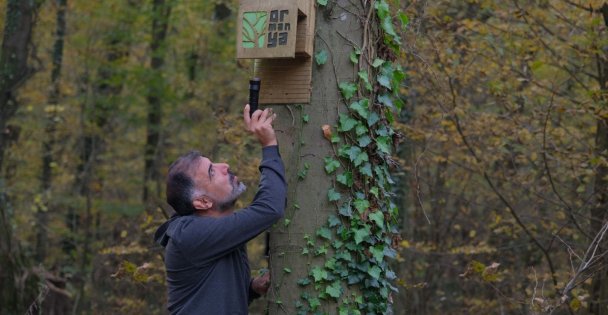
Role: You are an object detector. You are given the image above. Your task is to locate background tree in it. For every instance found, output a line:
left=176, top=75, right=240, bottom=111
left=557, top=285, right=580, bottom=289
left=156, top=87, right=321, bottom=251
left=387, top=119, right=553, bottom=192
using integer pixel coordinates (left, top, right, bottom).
left=0, top=0, right=43, bottom=313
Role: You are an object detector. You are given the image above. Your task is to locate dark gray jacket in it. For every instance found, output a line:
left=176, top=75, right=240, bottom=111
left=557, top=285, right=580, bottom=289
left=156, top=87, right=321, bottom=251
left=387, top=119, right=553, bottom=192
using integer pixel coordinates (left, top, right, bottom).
left=154, top=146, right=286, bottom=314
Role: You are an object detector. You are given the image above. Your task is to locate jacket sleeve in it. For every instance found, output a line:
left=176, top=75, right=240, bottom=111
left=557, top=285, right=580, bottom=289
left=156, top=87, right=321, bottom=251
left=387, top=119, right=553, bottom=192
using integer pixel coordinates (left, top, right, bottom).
left=178, top=146, right=287, bottom=266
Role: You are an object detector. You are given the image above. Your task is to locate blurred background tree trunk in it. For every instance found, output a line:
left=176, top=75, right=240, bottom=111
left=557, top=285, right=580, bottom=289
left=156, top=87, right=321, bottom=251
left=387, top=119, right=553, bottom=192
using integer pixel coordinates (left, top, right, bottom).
left=0, top=0, right=42, bottom=313
left=143, top=0, right=172, bottom=210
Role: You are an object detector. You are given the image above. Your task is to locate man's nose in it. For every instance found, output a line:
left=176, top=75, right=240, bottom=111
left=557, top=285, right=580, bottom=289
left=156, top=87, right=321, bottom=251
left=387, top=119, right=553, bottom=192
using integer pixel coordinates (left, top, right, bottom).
left=217, top=163, right=230, bottom=175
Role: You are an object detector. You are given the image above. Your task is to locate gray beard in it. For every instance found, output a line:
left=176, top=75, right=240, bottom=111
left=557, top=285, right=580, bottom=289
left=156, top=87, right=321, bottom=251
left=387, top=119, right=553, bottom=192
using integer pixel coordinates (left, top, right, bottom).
left=217, top=182, right=247, bottom=212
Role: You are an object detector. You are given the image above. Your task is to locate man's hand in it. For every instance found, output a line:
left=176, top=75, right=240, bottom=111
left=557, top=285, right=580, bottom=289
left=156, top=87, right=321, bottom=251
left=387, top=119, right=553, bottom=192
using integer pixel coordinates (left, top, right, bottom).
left=244, top=104, right=278, bottom=147
left=251, top=271, right=271, bottom=295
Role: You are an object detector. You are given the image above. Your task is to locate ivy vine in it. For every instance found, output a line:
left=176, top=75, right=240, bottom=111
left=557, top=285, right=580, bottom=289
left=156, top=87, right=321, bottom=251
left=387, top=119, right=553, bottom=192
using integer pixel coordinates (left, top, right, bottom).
left=295, top=0, right=407, bottom=314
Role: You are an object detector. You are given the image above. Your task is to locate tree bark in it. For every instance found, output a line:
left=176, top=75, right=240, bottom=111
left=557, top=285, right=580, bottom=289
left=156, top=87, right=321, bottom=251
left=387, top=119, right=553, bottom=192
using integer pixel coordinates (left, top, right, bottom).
left=0, top=0, right=40, bottom=313
left=143, top=0, right=172, bottom=209
left=74, top=8, right=135, bottom=311
left=589, top=5, right=608, bottom=314
left=0, top=0, right=38, bottom=169
left=37, top=0, right=68, bottom=263
left=589, top=117, right=608, bottom=314
left=268, top=2, right=363, bottom=313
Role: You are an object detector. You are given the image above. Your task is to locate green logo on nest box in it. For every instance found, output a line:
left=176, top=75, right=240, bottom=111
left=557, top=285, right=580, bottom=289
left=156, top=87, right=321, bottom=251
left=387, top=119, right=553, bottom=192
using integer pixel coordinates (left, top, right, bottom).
left=242, top=11, right=268, bottom=48
left=242, top=10, right=291, bottom=49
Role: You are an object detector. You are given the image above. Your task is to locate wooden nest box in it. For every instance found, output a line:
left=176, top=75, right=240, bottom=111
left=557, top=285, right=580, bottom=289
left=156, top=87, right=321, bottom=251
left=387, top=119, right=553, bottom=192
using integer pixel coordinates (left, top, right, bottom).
left=237, top=0, right=316, bottom=104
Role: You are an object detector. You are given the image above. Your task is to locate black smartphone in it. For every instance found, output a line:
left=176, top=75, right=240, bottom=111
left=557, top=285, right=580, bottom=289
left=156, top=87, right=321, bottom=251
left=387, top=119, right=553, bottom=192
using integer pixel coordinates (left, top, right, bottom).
left=249, top=78, right=261, bottom=117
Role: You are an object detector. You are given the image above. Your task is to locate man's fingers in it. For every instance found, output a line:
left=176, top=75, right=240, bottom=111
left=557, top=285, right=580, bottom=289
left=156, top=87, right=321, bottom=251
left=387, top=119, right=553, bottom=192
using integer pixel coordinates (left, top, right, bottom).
left=251, top=108, right=263, bottom=124
left=264, top=113, right=277, bottom=124
left=243, top=104, right=251, bottom=127
left=258, top=108, right=271, bottom=122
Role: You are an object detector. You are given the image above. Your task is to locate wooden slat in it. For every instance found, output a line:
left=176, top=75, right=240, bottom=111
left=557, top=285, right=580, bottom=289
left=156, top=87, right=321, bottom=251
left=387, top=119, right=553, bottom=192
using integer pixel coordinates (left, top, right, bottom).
left=255, top=57, right=313, bottom=104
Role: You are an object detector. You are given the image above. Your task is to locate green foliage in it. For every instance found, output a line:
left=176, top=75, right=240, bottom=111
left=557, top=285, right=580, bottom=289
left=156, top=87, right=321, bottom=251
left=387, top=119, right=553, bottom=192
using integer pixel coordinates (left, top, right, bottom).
left=315, top=50, right=328, bottom=65
left=339, top=82, right=357, bottom=100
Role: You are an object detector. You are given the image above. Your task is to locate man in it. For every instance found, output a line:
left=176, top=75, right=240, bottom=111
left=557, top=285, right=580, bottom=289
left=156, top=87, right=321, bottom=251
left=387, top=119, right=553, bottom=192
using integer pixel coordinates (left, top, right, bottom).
left=154, top=105, right=286, bottom=314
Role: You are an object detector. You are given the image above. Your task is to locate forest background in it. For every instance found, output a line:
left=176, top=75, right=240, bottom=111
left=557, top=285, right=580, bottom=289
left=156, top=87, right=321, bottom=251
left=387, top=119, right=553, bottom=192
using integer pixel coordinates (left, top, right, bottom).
left=2, top=0, right=608, bottom=314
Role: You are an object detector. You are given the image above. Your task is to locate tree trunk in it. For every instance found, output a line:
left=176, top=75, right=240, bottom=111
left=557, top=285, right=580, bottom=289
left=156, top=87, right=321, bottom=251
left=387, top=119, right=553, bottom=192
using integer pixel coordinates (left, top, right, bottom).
left=37, top=0, right=68, bottom=263
left=589, top=5, right=608, bottom=314
left=0, top=0, right=40, bottom=313
left=268, top=2, right=363, bottom=313
left=0, top=0, right=38, bottom=169
left=589, top=117, right=608, bottom=314
left=143, top=0, right=172, bottom=209
left=74, top=10, right=134, bottom=311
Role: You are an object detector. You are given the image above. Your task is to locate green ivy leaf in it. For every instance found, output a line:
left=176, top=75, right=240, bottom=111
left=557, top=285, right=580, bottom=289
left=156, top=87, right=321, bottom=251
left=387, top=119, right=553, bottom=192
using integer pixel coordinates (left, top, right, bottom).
left=344, top=145, right=361, bottom=161
left=350, top=99, right=369, bottom=119
left=304, top=233, right=315, bottom=247
left=354, top=151, right=368, bottom=167
left=339, top=82, right=357, bottom=100
left=349, top=49, right=361, bottom=64
left=302, top=114, right=310, bottom=123
left=359, top=163, right=373, bottom=177
left=328, top=188, right=341, bottom=202
left=317, top=227, right=332, bottom=240
left=378, top=93, right=393, bottom=108
left=370, top=186, right=379, bottom=197
left=317, top=0, right=328, bottom=6
left=309, top=297, right=321, bottom=310
left=311, top=266, right=328, bottom=282
left=368, top=265, right=382, bottom=279
left=358, top=71, right=372, bottom=91
left=358, top=135, right=372, bottom=147
left=336, top=251, right=352, bottom=262
left=354, top=226, right=370, bottom=244
left=328, top=214, right=341, bottom=227
left=381, top=16, right=397, bottom=37
left=376, top=136, right=392, bottom=154
left=375, top=0, right=389, bottom=20
left=355, top=122, right=368, bottom=136
left=331, top=134, right=340, bottom=143
left=324, top=157, right=340, bottom=174
left=315, top=50, right=328, bottom=65
left=284, top=219, right=291, bottom=227
left=370, top=245, right=385, bottom=262
left=348, top=274, right=361, bottom=285
left=332, top=239, right=343, bottom=249
left=284, top=268, right=292, bottom=273
left=337, top=172, right=353, bottom=187
left=372, top=58, right=385, bottom=68
left=367, top=112, right=380, bottom=126
left=377, top=74, right=391, bottom=89
left=315, top=244, right=328, bottom=256
left=325, top=281, right=343, bottom=299
left=369, top=211, right=385, bottom=229
left=398, top=12, right=409, bottom=30
left=339, top=113, right=357, bottom=131
left=393, top=65, right=406, bottom=85
left=339, top=202, right=352, bottom=217
left=354, top=199, right=370, bottom=213
left=297, top=162, right=310, bottom=180
left=297, top=277, right=311, bottom=286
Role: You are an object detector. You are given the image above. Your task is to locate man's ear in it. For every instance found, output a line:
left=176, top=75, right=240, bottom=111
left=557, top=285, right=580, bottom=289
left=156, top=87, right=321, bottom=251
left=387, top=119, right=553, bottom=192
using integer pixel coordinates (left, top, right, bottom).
left=193, top=196, right=213, bottom=210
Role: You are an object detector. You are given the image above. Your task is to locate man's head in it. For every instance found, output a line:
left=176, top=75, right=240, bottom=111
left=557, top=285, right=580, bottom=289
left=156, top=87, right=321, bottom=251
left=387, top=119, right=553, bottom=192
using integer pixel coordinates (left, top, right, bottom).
left=166, top=151, right=246, bottom=216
